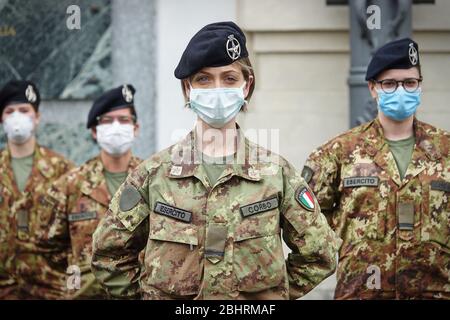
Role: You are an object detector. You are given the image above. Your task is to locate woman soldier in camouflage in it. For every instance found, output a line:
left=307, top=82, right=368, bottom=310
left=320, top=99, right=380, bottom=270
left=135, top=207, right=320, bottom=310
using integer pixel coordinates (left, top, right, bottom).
left=91, top=21, right=341, bottom=300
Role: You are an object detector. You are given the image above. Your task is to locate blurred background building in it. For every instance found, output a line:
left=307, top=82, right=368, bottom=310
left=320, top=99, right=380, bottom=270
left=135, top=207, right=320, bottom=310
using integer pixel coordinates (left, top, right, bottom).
left=1, top=0, right=449, bottom=299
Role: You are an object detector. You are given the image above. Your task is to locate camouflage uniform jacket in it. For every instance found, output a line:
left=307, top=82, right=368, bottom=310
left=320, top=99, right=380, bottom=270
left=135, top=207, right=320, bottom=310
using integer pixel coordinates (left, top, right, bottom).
left=39, top=155, right=141, bottom=299
left=91, top=128, right=341, bottom=300
left=304, top=118, right=450, bottom=299
left=0, top=145, right=74, bottom=299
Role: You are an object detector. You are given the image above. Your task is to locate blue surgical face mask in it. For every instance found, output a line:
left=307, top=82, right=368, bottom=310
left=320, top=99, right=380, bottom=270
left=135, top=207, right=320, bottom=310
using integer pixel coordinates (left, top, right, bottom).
left=377, top=86, right=422, bottom=121
left=188, top=82, right=246, bottom=128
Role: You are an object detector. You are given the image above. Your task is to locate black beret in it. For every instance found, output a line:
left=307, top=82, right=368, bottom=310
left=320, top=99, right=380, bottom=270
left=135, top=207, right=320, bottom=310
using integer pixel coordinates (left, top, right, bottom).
left=174, top=21, right=249, bottom=79
left=87, top=84, right=136, bottom=129
left=0, top=80, right=40, bottom=114
left=366, top=38, right=420, bottom=81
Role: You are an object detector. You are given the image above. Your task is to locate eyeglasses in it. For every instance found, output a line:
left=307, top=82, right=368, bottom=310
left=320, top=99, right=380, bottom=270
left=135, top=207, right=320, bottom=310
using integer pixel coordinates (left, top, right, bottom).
left=374, top=78, right=423, bottom=94
left=96, top=115, right=136, bottom=125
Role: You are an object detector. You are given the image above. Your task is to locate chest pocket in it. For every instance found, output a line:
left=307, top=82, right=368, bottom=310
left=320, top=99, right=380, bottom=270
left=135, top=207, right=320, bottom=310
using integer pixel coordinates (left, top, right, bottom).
left=144, top=203, right=200, bottom=297
left=233, top=196, right=284, bottom=293
left=423, top=180, right=450, bottom=249
left=341, top=176, right=386, bottom=244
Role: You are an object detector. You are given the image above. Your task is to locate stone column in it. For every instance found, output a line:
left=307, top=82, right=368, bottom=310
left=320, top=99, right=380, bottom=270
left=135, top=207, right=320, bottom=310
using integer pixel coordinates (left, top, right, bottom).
left=112, top=0, right=156, bottom=159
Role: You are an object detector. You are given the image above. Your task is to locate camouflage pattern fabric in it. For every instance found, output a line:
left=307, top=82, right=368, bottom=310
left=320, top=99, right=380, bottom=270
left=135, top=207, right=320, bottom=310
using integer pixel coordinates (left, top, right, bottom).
left=38, top=155, right=141, bottom=299
left=91, top=127, right=342, bottom=300
left=304, top=117, right=450, bottom=299
left=0, top=145, right=74, bottom=299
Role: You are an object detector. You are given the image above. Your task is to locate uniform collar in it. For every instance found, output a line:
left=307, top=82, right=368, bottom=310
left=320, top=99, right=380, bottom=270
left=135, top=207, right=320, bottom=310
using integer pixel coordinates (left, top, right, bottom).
left=0, top=147, right=11, bottom=170
left=127, top=155, right=142, bottom=172
left=1, top=144, right=50, bottom=174
left=34, top=145, right=57, bottom=179
left=364, top=117, right=442, bottom=161
left=80, top=154, right=141, bottom=202
left=0, top=144, right=55, bottom=194
left=79, top=155, right=106, bottom=198
left=0, top=147, right=16, bottom=193
left=414, top=119, right=442, bottom=161
left=364, top=117, right=440, bottom=186
left=166, top=124, right=262, bottom=184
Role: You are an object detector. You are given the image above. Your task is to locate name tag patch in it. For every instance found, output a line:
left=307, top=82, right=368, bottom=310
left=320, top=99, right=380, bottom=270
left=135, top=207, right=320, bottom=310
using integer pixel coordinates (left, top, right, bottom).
left=68, top=211, right=97, bottom=222
left=343, top=176, right=379, bottom=188
left=431, top=180, right=450, bottom=193
left=240, top=197, right=279, bottom=218
left=154, top=202, right=192, bottom=223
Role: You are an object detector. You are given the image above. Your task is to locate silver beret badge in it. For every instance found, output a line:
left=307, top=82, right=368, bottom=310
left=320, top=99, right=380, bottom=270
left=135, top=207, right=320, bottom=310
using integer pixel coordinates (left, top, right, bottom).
left=408, top=43, right=418, bottom=66
left=226, top=34, right=241, bottom=61
left=25, top=85, right=37, bottom=103
left=122, top=85, right=133, bottom=103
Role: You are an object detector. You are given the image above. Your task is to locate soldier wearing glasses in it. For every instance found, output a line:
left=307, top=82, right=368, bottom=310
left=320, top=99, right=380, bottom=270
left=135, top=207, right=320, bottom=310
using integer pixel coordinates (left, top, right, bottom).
left=37, top=84, right=142, bottom=299
left=303, top=38, right=449, bottom=299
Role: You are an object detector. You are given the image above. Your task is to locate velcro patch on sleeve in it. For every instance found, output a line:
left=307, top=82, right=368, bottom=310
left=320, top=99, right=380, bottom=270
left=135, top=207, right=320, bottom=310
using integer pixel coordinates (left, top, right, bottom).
left=119, top=185, right=142, bottom=212
left=301, top=166, right=314, bottom=184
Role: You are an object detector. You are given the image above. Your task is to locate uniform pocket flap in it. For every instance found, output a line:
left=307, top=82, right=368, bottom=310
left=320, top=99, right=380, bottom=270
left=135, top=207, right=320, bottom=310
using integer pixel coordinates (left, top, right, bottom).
left=149, top=213, right=198, bottom=246
left=234, top=210, right=280, bottom=242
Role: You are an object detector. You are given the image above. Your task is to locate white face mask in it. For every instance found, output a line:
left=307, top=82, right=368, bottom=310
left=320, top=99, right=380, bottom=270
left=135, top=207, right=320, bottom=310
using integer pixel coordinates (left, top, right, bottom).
left=96, top=121, right=135, bottom=157
left=3, top=111, right=35, bottom=144
left=189, top=82, right=246, bottom=128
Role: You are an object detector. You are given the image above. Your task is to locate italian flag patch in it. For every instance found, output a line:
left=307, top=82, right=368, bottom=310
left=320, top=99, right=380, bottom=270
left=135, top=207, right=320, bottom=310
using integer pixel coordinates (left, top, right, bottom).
left=297, top=187, right=315, bottom=211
